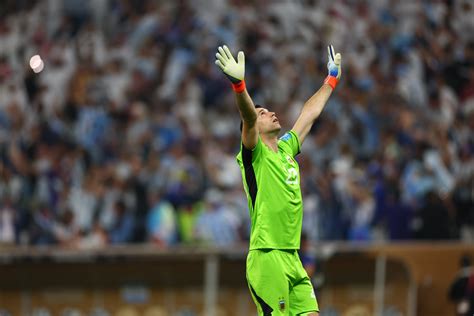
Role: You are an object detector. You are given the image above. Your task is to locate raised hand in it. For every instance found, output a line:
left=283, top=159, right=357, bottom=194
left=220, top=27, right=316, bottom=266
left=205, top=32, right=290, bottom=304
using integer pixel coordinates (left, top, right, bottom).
left=215, top=45, right=245, bottom=84
left=327, top=45, right=342, bottom=80
left=325, top=45, right=342, bottom=89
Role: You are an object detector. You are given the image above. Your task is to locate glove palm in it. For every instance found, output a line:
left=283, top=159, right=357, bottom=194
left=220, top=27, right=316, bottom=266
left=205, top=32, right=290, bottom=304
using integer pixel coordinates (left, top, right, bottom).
left=215, top=45, right=245, bottom=84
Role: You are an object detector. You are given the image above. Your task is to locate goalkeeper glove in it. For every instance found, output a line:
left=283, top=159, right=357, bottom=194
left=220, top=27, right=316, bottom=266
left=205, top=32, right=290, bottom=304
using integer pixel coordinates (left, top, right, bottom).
left=215, top=45, right=246, bottom=93
left=324, top=45, right=342, bottom=90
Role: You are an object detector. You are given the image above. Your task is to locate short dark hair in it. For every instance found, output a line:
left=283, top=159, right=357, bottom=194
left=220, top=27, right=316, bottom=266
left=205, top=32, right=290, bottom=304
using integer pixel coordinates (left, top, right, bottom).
left=240, top=104, right=263, bottom=131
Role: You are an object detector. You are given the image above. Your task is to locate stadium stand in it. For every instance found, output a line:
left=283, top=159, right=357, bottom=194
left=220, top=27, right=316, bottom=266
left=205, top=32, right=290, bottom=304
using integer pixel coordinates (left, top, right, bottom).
left=0, top=0, right=472, bottom=248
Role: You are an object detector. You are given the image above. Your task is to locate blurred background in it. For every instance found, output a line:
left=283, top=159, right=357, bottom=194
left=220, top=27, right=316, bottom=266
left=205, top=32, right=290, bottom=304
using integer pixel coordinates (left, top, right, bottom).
left=0, top=0, right=473, bottom=315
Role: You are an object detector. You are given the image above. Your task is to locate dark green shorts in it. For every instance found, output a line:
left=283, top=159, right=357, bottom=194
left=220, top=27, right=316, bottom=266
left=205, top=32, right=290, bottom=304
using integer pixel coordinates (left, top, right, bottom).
left=246, top=249, right=319, bottom=315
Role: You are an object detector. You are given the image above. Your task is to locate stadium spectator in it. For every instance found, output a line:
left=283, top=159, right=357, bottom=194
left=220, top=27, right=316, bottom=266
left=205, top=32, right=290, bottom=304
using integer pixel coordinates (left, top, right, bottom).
left=194, top=188, right=240, bottom=246
left=108, top=200, right=135, bottom=244
left=0, top=195, right=15, bottom=244
left=146, top=189, right=178, bottom=247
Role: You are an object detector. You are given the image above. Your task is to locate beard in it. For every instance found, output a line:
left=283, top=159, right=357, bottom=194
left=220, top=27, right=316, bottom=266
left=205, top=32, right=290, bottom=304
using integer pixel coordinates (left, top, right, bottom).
left=262, top=124, right=281, bottom=135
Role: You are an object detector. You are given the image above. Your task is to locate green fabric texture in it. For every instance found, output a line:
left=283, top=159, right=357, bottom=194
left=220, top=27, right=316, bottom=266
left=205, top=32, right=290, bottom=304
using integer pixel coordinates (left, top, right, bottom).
left=236, top=130, right=303, bottom=250
left=246, top=249, right=319, bottom=315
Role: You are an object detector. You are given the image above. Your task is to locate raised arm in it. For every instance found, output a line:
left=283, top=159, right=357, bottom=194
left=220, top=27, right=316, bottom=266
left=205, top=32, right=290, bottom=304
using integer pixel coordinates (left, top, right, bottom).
left=215, top=45, right=258, bottom=150
left=292, top=45, right=342, bottom=145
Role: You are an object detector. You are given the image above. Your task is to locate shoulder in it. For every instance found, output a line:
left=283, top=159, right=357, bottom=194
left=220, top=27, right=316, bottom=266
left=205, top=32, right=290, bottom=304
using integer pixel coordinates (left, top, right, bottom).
left=278, top=130, right=301, bottom=156
left=279, top=130, right=299, bottom=143
left=236, top=137, right=267, bottom=166
left=278, top=130, right=300, bottom=148
left=279, top=132, right=292, bottom=142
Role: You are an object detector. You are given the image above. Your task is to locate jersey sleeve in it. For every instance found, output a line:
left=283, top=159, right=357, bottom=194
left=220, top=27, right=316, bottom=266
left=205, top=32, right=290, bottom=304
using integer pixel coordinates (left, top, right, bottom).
left=278, top=130, right=301, bottom=157
left=236, top=137, right=264, bottom=167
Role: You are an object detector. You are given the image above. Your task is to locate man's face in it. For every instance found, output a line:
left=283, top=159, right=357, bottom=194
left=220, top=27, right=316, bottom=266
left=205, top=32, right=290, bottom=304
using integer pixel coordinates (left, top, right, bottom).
left=256, top=107, right=281, bottom=134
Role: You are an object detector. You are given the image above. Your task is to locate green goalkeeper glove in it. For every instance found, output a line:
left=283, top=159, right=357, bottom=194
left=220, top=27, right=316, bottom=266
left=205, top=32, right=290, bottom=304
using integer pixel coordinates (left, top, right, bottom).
left=325, top=45, right=342, bottom=89
left=215, top=45, right=246, bottom=92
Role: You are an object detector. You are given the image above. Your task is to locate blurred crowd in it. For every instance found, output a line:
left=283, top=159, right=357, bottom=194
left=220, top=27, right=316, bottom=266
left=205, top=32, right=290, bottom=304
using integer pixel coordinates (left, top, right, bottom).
left=0, top=0, right=473, bottom=249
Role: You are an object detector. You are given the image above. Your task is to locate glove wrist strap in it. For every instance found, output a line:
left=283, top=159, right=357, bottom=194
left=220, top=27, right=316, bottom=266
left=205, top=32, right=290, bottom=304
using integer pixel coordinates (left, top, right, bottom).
left=232, top=80, right=246, bottom=93
left=324, top=76, right=338, bottom=90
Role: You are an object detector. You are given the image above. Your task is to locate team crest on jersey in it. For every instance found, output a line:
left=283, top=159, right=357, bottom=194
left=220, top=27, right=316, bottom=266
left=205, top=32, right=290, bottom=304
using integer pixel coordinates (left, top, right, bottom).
left=278, top=297, right=286, bottom=311
left=286, top=155, right=294, bottom=165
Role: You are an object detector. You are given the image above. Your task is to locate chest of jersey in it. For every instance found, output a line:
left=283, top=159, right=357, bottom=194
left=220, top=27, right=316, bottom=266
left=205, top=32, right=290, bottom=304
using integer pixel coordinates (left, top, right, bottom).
left=254, top=144, right=301, bottom=201
left=267, top=150, right=299, bottom=185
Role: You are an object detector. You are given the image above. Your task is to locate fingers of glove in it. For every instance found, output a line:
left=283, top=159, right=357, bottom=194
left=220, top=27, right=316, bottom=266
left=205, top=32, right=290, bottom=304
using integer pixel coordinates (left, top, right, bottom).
left=218, top=46, right=229, bottom=62
left=215, top=59, right=225, bottom=71
left=237, top=51, right=245, bottom=65
left=335, top=53, right=341, bottom=66
left=223, top=45, right=236, bottom=62
left=334, top=52, right=342, bottom=79
left=216, top=52, right=227, bottom=66
left=328, top=45, right=335, bottom=62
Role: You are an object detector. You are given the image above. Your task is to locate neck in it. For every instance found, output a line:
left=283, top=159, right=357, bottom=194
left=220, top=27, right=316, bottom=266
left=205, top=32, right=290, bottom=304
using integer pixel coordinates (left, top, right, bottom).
left=261, top=132, right=279, bottom=152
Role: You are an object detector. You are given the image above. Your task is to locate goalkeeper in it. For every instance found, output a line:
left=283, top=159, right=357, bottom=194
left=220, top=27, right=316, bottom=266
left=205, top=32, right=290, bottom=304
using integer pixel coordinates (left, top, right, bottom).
left=215, top=45, right=341, bottom=316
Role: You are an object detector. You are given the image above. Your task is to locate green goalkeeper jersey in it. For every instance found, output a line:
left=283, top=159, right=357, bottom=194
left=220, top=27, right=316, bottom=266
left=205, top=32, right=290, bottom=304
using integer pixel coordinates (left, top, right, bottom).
left=236, top=130, right=303, bottom=250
